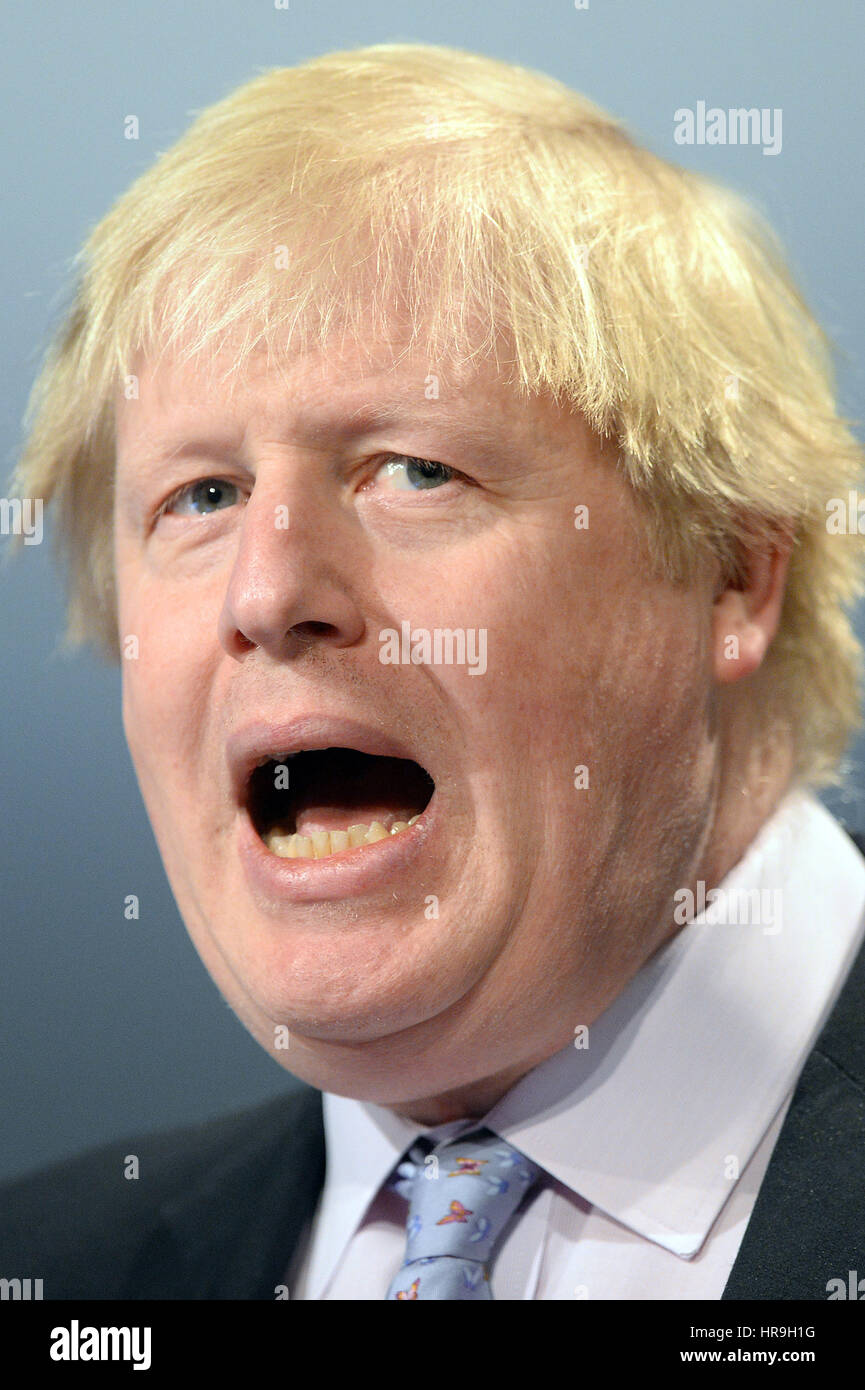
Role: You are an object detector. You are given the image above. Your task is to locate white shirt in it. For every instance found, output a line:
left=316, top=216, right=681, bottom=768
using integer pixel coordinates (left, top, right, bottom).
left=288, top=790, right=865, bottom=1299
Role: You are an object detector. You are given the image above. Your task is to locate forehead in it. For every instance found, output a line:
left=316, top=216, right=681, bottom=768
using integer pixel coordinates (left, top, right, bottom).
left=114, top=334, right=590, bottom=462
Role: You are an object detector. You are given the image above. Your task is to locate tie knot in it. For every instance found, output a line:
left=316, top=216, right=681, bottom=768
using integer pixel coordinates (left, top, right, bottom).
left=390, top=1127, right=541, bottom=1271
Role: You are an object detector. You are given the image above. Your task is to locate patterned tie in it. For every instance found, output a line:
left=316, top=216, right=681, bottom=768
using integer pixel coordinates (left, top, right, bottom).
left=386, top=1126, right=542, bottom=1300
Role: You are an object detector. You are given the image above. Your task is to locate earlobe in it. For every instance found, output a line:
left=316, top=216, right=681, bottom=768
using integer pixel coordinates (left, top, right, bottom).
left=711, top=534, right=793, bottom=685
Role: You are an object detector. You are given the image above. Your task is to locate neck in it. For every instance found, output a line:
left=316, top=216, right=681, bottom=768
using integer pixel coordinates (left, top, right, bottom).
left=694, top=698, right=795, bottom=899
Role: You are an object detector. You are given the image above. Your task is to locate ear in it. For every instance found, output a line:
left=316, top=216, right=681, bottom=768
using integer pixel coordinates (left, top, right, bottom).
left=711, top=526, right=794, bottom=684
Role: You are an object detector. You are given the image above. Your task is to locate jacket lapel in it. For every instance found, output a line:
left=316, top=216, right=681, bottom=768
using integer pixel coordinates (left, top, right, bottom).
left=125, top=1084, right=325, bottom=1299
left=722, top=893, right=865, bottom=1298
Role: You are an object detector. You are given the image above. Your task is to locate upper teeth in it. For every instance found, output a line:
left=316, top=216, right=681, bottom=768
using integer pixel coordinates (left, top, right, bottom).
left=264, top=816, right=420, bottom=859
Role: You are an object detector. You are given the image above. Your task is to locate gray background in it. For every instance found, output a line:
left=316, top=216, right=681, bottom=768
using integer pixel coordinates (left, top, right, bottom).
left=2, top=0, right=863, bottom=1182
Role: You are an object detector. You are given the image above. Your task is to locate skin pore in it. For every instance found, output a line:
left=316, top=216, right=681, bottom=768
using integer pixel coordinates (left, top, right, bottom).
left=113, top=333, right=793, bottom=1125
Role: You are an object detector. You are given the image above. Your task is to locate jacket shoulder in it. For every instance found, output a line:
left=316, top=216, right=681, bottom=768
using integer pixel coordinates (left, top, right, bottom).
left=0, top=1085, right=324, bottom=1300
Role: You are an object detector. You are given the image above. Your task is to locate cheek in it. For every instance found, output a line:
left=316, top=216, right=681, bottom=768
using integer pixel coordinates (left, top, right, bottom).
left=493, top=547, right=710, bottom=779
left=118, top=576, right=214, bottom=790
left=121, top=653, right=178, bottom=803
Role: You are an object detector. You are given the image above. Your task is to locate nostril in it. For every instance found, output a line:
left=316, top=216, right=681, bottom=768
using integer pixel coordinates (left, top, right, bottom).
left=291, top=621, right=338, bottom=642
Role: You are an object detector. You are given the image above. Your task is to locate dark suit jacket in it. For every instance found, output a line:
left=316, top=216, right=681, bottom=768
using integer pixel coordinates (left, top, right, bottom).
left=2, top=848, right=864, bottom=1300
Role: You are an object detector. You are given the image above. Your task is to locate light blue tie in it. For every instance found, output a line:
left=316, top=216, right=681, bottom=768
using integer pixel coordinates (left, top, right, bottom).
left=386, top=1127, right=541, bottom=1300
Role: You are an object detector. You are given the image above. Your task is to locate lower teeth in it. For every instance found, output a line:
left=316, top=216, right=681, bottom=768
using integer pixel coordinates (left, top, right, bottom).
left=264, top=815, right=420, bottom=859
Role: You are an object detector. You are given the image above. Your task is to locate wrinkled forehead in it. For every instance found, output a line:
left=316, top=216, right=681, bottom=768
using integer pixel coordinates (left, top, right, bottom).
left=113, top=326, right=594, bottom=465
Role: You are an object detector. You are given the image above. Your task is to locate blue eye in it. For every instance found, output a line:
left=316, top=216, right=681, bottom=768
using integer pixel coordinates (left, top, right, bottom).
left=380, top=456, right=454, bottom=491
left=166, top=479, right=240, bottom=516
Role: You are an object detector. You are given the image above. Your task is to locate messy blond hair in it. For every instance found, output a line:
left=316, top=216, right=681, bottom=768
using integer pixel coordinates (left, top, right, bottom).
left=11, top=41, right=865, bottom=787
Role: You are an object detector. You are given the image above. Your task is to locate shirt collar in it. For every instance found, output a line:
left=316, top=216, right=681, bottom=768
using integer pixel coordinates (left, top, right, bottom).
left=310, top=790, right=865, bottom=1292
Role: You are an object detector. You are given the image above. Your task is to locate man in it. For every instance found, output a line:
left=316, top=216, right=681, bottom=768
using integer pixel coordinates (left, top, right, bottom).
left=2, top=41, right=864, bottom=1300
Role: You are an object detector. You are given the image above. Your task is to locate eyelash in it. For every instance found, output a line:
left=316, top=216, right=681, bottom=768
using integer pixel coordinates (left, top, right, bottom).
left=154, top=478, right=240, bottom=522
left=155, top=454, right=464, bottom=520
left=369, top=455, right=459, bottom=490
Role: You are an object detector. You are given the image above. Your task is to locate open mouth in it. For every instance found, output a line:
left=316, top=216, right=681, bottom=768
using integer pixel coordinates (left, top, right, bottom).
left=247, top=747, right=435, bottom=860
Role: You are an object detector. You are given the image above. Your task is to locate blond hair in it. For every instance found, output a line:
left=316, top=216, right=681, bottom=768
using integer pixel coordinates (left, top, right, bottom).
left=11, top=42, right=865, bottom=786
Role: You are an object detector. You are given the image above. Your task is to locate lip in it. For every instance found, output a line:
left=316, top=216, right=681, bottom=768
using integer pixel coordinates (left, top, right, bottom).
left=229, top=713, right=438, bottom=904
left=238, top=792, right=436, bottom=904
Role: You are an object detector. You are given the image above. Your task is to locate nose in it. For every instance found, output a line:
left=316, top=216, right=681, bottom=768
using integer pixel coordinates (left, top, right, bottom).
left=217, top=467, right=366, bottom=659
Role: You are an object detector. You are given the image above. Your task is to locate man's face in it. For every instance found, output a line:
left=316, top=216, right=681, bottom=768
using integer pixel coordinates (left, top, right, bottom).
left=114, top=334, right=719, bottom=1111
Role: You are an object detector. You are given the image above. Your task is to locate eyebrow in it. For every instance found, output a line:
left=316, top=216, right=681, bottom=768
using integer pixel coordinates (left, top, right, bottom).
left=124, top=397, right=509, bottom=466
